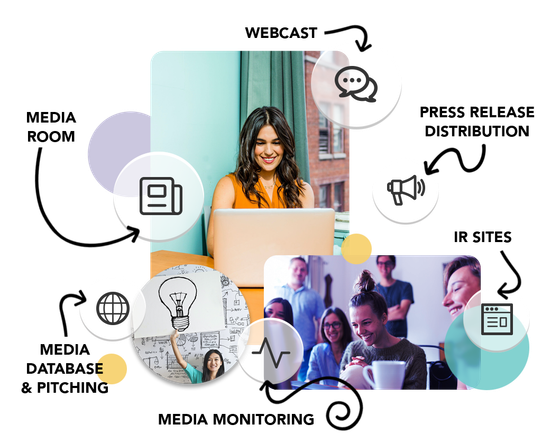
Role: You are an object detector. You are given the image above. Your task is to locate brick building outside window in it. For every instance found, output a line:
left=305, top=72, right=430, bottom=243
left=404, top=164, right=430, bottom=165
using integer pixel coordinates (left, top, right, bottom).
left=304, top=51, right=349, bottom=212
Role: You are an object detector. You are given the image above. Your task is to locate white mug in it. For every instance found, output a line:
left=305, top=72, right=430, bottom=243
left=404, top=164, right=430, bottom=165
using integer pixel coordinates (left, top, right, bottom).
left=362, top=361, right=406, bottom=390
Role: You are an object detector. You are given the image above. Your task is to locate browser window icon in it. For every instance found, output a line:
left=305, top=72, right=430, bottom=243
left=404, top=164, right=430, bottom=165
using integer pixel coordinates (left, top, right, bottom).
left=481, top=303, right=513, bottom=336
left=139, top=177, right=183, bottom=215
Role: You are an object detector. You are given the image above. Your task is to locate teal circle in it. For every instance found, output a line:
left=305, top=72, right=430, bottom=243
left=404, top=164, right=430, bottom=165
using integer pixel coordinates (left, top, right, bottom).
left=444, top=314, right=482, bottom=387
left=475, top=333, right=531, bottom=391
left=445, top=312, right=529, bottom=390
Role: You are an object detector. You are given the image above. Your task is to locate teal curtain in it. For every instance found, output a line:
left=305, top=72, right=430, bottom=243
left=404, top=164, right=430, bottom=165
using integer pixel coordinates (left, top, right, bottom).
left=240, top=51, right=310, bottom=183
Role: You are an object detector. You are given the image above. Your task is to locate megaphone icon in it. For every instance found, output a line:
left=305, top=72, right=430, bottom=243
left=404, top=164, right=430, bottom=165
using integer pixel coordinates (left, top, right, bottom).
left=387, top=175, right=426, bottom=206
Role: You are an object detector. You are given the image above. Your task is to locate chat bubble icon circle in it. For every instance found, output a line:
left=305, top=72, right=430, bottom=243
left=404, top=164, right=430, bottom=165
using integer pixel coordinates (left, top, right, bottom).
left=311, top=51, right=401, bottom=129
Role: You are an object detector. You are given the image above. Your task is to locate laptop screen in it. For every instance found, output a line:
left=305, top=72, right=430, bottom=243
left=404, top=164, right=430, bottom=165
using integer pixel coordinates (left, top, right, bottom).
left=213, top=208, right=335, bottom=287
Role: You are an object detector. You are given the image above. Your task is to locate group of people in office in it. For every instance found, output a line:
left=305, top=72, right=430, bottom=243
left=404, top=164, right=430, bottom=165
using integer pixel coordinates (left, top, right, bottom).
left=264, top=254, right=481, bottom=390
left=168, top=105, right=481, bottom=387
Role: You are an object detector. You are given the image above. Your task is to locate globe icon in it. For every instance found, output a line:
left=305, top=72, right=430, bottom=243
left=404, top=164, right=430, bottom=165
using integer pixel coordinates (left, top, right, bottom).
left=97, top=292, right=130, bottom=325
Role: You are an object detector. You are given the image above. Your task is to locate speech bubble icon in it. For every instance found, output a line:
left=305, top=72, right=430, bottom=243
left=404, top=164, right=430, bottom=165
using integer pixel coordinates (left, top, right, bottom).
left=335, top=66, right=369, bottom=96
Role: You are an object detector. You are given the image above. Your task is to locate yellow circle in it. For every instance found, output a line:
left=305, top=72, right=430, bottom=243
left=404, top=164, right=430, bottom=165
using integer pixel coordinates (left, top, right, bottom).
left=98, top=354, right=127, bottom=384
left=341, top=234, right=372, bottom=264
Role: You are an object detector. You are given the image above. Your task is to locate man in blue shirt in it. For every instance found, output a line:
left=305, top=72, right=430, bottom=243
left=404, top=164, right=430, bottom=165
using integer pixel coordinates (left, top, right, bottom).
left=374, top=255, right=414, bottom=338
left=276, top=257, right=325, bottom=381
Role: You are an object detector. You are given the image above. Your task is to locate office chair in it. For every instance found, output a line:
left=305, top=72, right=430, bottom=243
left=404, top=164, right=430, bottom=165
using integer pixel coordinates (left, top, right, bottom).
left=419, top=345, right=458, bottom=390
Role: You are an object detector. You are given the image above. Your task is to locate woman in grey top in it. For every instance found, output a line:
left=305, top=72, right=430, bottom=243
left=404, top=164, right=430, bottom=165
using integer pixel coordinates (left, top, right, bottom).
left=339, top=270, right=426, bottom=390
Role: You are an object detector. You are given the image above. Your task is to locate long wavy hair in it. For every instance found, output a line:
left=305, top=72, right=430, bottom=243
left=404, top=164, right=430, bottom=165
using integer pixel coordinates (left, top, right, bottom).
left=235, top=106, right=305, bottom=208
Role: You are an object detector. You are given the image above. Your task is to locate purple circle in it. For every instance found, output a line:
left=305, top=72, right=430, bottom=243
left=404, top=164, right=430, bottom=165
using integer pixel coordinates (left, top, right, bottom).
left=88, top=112, right=150, bottom=193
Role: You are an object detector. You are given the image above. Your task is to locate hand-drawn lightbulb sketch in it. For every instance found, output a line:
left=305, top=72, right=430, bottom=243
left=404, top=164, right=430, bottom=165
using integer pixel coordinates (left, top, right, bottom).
left=158, top=276, right=198, bottom=332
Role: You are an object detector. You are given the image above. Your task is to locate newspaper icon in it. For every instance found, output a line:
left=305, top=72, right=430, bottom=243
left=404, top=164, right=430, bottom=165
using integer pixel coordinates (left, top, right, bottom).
left=139, top=177, right=183, bottom=215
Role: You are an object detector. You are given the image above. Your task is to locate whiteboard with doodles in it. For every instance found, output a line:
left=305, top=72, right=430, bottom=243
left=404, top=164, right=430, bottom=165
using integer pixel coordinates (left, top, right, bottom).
left=135, top=271, right=226, bottom=337
left=132, top=264, right=250, bottom=384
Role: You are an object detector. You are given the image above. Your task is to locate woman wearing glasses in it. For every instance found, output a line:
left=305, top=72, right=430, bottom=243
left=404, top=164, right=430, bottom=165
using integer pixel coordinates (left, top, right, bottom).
left=306, top=307, right=353, bottom=386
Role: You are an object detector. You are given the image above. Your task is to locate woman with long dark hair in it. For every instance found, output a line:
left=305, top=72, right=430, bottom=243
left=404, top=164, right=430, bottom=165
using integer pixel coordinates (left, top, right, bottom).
left=207, top=106, right=314, bottom=256
left=306, top=307, right=353, bottom=386
left=170, top=330, right=225, bottom=383
left=264, top=297, right=294, bottom=326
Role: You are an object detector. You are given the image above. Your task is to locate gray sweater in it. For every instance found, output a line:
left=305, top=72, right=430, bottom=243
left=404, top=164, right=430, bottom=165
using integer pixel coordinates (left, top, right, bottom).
left=340, top=339, right=427, bottom=389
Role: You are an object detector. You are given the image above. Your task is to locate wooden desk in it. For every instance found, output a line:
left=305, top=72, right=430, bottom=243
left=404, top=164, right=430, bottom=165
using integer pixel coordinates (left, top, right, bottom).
left=151, top=250, right=263, bottom=324
left=151, top=250, right=215, bottom=277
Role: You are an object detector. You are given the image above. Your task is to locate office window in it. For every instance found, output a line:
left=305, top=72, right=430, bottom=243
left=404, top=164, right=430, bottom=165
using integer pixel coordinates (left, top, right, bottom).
left=320, top=51, right=334, bottom=63
left=318, top=103, right=344, bottom=157
left=332, top=105, right=343, bottom=153
left=334, top=182, right=344, bottom=212
left=319, top=108, right=330, bottom=154
left=319, top=184, right=331, bottom=208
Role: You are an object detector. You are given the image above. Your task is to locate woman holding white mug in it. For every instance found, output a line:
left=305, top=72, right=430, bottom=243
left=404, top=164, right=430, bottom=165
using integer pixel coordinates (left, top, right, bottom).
left=339, top=270, right=427, bottom=390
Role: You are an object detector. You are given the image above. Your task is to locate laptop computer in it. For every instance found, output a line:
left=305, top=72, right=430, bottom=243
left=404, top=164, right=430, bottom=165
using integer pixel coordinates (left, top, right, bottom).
left=213, top=208, right=335, bottom=287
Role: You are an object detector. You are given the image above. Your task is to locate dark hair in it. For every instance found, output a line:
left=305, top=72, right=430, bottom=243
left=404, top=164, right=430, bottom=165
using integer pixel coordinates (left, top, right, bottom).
left=349, top=270, right=388, bottom=320
left=202, top=349, right=225, bottom=382
left=376, top=255, right=396, bottom=266
left=320, top=307, right=353, bottom=348
left=264, top=297, right=294, bottom=326
left=443, top=256, right=481, bottom=290
left=235, top=106, right=305, bottom=208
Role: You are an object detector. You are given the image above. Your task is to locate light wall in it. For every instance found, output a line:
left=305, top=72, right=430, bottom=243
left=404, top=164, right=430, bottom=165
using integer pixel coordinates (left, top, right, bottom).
left=150, top=51, right=241, bottom=254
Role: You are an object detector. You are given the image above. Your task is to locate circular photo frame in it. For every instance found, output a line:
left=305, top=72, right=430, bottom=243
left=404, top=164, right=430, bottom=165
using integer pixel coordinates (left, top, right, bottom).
left=132, top=264, right=250, bottom=385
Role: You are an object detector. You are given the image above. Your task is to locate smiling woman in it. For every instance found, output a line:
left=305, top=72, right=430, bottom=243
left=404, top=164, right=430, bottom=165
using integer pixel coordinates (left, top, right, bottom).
left=206, top=106, right=314, bottom=257
left=442, top=256, right=481, bottom=321
left=170, top=330, right=225, bottom=384
left=339, top=270, right=427, bottom=390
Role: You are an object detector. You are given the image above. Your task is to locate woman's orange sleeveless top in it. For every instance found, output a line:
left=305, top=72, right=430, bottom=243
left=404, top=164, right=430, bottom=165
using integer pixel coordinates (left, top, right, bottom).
left=226, top=173, right=287, bottom=208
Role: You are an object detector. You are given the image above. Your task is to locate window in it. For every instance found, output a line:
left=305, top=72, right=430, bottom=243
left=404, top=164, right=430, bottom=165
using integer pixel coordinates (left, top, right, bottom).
left=334, top=182, right=344, bottom=212
left=319, top=184, right=331, bottom=208
left=319, top=51, right=334, bottom=63
left=332, top=105, right=343, bottom=153
left=318, top=103, right=345, bottom=159
left=319, top=110, right=330, bottom=154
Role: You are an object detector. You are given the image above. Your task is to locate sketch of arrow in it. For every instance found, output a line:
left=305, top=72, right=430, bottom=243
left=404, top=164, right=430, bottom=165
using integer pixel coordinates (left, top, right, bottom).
left=424, top=144, right=486, bottom=176
left=59, top=290, right=87, bottom=337
left=356, top=37, right=372, bottom=53
left=498, top=250, right=521, bottom=300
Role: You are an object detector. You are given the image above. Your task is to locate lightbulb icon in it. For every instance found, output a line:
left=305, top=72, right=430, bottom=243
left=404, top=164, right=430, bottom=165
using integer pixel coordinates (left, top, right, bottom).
left=158, top=277, right=198, bottom=332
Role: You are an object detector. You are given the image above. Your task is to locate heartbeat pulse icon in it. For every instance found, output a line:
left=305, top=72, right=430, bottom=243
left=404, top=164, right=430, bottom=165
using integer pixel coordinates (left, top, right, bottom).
left=252, top=337, right=291, bottom=369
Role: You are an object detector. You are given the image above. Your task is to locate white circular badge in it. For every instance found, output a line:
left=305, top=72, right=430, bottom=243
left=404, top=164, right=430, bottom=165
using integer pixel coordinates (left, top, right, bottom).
left=311, top=37, right=403, bottom=130
left=78, top=272, right=146, bottom=343
left=463, top=284, right=531, bottom=352
left=113, top=152, right=204, bottom=242
left=370, top=155, right=441, bottom=226
left=237, top=318, right=303, bottom=385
